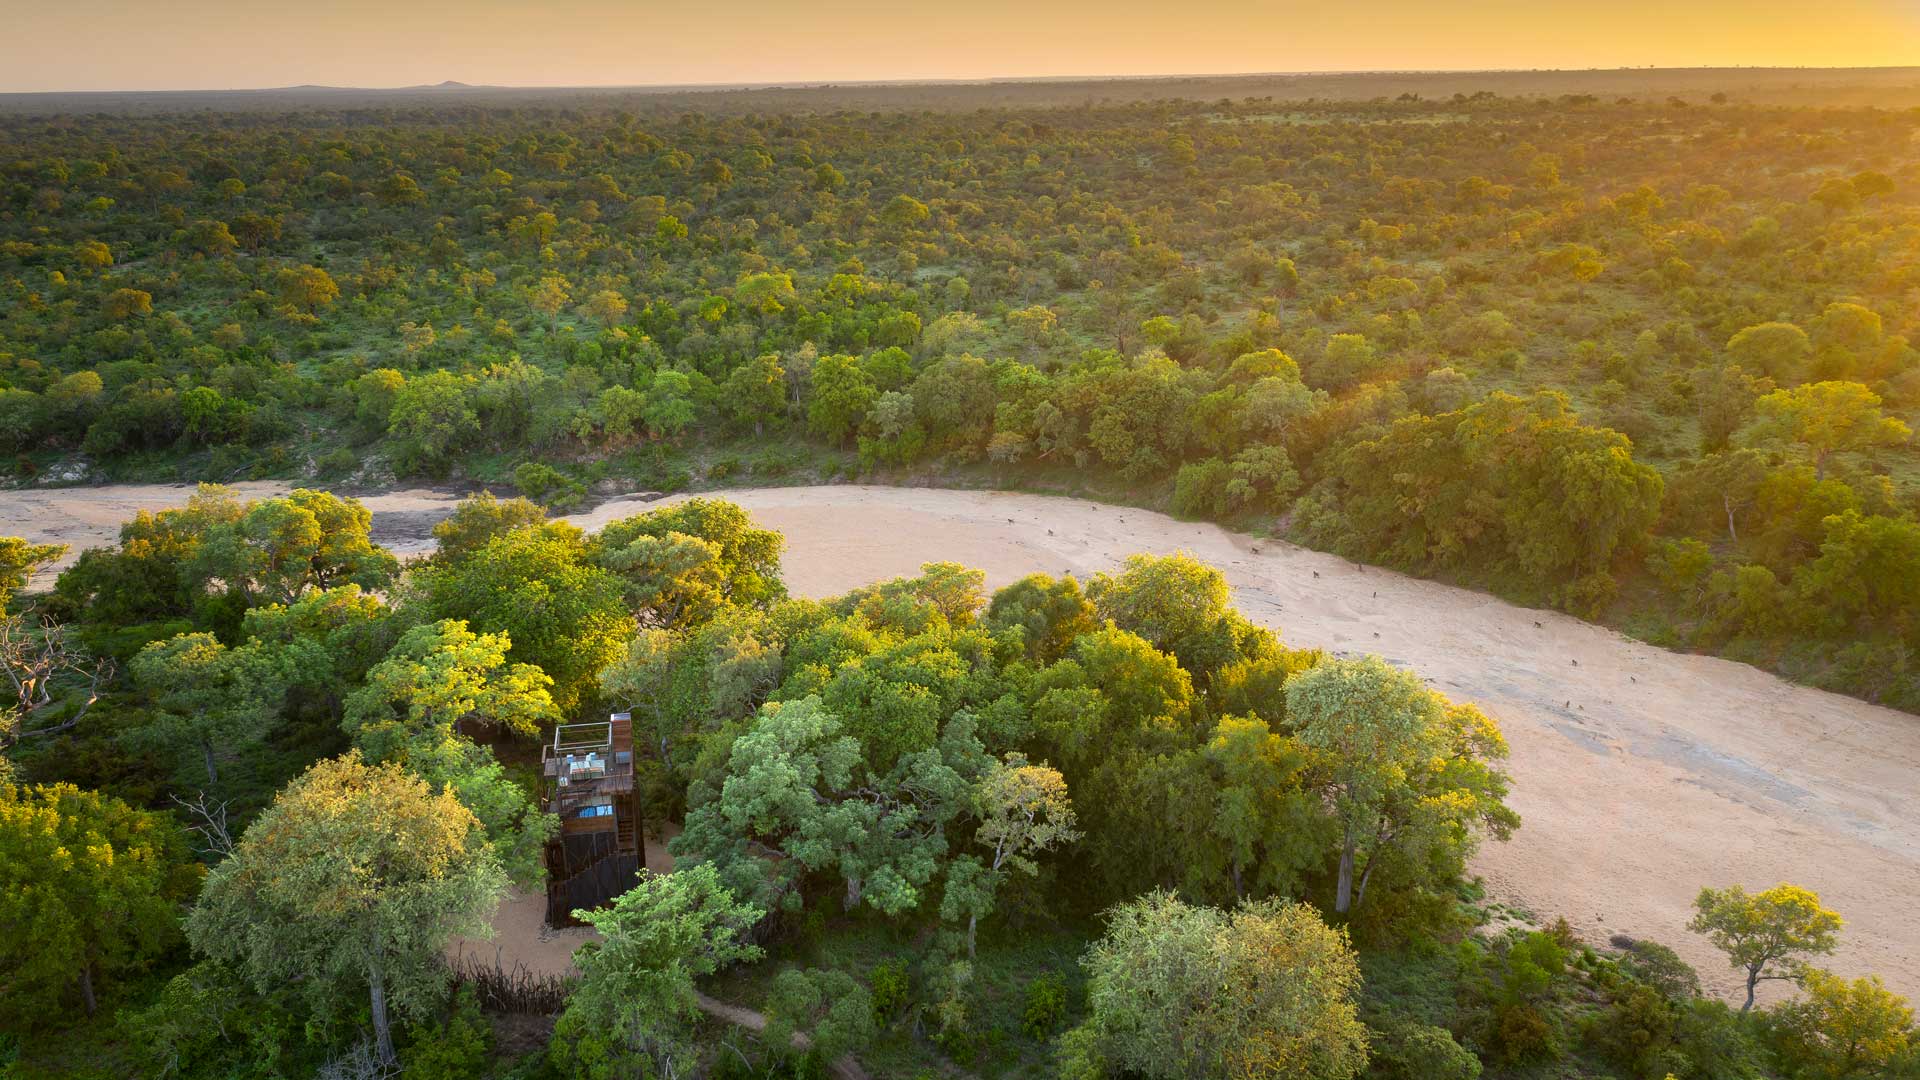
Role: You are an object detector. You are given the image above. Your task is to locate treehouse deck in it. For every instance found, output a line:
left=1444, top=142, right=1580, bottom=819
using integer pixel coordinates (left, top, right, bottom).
left=540, top=713, right=646, bottom=926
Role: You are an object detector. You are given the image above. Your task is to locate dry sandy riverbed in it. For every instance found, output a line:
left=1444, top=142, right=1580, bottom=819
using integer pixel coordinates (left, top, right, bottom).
left=3, top=482, right=1915, bottom=1001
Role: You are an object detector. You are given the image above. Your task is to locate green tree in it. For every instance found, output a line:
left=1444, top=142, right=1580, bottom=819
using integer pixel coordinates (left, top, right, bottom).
left=188, top=488, right=397, bottom=607
left=577, top=289, right=629, bottom=327
left=130, top=632, right=291, bottom=787
left=344, top=619, right=558, bottom=753
left=986, top=573, right=1097, bottom=664
left=673, top=696, right=981, bottom=915
left=1289, top=656, right=1517, bottom=914
left=549, top=865, right=763, bottom=1080
left=1742, top=382, right=1910, bottom=480
left=0, top=537, right=63, bottom=607
left=102, top=287, right=153, bottom=320
left=274, top=264, right=338, bottom=312
left=186, top=756, right=506, bottom=1068
left=808, top=352, right=877, bottom=445
left=343, top=614, right=560, bottom=883
left=942, top=753, right=1080, bottom=955
left=1769, top=968, right=1915, bottom=1080
left=1727, top=322, right=1812, bottom=383
left=1075, top=891, right=1369, bottom=1079
left=529, top=273, right=572, bottom=329
left=721, top=353, right=787, bottom=435
left=763, top=968, right=878, bottom=1063
left=1688, top=883, right=1843, bottom=1013
left=431, top=491, right=549, bottom=563
left=342, top=618, right=561, bottom=880
left=597, top=498, right=787, bottom=612
left=0, top=782, right=201, bottom=1020
left=389, top=371, right=480, bottom=474
left=1201, top=714, right=1325, bottom=902
left=420, top=526, right=633, bottom=713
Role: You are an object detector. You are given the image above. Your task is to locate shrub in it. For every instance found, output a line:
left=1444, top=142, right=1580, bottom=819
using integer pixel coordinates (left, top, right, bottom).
left=1022, top=971, right=1070, bottom=1039
left=402, top=986, right=492, bottom=1080
left=1368, top=1020, right=1482, bottom=1080
left=869, top=956, right=910, bottom=1025
left=1171, top=458, right=1231, bottom=519
left=513, top=461, right=586, bottom=510
left=1619, top=940, right=1702, bottom=1002
left=1492, top=1001, right=1557, bottom=1064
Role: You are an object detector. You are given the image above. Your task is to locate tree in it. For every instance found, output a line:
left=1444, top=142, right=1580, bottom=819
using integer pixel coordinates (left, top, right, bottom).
left=343, top=620, right=560, bottom=880
left=549, top=865, right=763, bottom=1080
left=882, top=193, right=932, bottom=227
left=1796, top=511, right=1920, bottom=629
left=529, top=273, right=572, bottom=330
left=596, top=529, right=727, bottom=630
left=576, top=289, right=628, bottom=328
left=0, top=536, right=63, bottom=605
left=1688, top=883, right=1842, bottom=1013
left=808, top=352, right=877, bottom=444
left=1289, top=656, right=1517, bottom=914
left=763, top=968, right=878, bottom=1062
left=389, top=371, right=480, bottom=473
left=642, top=369, right=696, bottom=440
left=1074, top=891, right=1369, bottom=1080
left=274, top=264, right=338, bottom=312
left=102, top=287, right=152, bottom=321
left=721, top=353, right=786, bottom=435
left=1742, top=382, right=1910, bottom=480
left=186, top=756, right=506, bottom=1068
left=597, top=498, right=787, bottom=612
left=420, top=526, right=634, bottom=713
left=345, top=619, right=557, bottom=753
left=1727, top=322, right=1812, bottom=383
left=943, top=754, right=1080, bottom=955
left=130, top=632, right=291, bottom=787
left=672, top=696, right=981, bottom=915
left=1201, top=714, right=1325, bottom=902
left=2, top=609, right=110, bottom=751
left=431, top=491, right=549, bottom=563
left=1538, top=242, right=1606, bottom=286
left=0, top=782, right=201, bottom=1021
left=986, top=573, right=1097, bottom=664
left=735, top=270, right=796, bottom=317
left=188, top=488, right=398, bottom=607
left=1087, top=552, right=1230, bottom=656
left=1769, top=968, right=1915, bottom=1080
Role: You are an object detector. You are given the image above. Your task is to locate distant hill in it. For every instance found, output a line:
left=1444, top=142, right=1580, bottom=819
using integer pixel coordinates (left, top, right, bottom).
left=3, top=66, right=1920, bottom=115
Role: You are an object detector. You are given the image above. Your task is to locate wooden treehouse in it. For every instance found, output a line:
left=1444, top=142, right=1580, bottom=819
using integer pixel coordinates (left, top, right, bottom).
left=540, top=713, right=646, bottom=926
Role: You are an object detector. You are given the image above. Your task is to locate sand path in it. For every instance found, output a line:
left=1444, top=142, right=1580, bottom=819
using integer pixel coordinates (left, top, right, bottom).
left=4, top=482, right=1914, bottom=1003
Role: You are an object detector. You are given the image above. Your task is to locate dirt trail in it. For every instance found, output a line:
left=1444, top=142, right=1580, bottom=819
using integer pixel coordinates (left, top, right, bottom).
left=4, top=482, right=1915, bottom=1003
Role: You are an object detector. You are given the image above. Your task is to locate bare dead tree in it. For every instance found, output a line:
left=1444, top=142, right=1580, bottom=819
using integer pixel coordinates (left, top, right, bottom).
left=169, top=790, right=236, bottom=858
left=1, top=611, right=113, bottom=750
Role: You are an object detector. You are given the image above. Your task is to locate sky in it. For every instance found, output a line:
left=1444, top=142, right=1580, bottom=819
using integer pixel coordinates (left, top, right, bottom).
left=4, top=0, right=1920, bottom=93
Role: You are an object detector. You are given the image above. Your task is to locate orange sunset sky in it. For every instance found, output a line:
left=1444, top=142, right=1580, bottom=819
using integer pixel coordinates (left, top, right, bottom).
left=4, top=0, right=1919, bottom=93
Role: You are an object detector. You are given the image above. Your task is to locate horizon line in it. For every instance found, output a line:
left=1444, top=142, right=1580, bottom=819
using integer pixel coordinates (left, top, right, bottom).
left=6, top=62, right=1919, bottom=98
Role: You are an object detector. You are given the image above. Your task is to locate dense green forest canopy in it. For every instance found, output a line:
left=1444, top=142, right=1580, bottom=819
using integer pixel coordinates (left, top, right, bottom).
left=6, top=88, right=1918, bottom=705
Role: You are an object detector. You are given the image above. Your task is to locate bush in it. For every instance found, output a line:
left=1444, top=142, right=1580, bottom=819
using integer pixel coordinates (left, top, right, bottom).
left=1171, top=458, right=1230, bottom=519
left=1618, top=939, right=1702, bottom=1002
left=513, top=461, right=586, bottom=510
left=1591, top=984, right=1678, bottom=1078
left=1368, top=1020, right=1482, bottom=1080
left=1022, top=971, right=1070, bottom=1040
left=402, top=986, right=492, bottom=1080
left=315, top=447, right=360, bottom=479
left=1052, top=1023, right=1106, bottom=1080
left=1492, top=1001, right=1557, bottom=1064
left=869, top=956, right=910, bottom=1025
